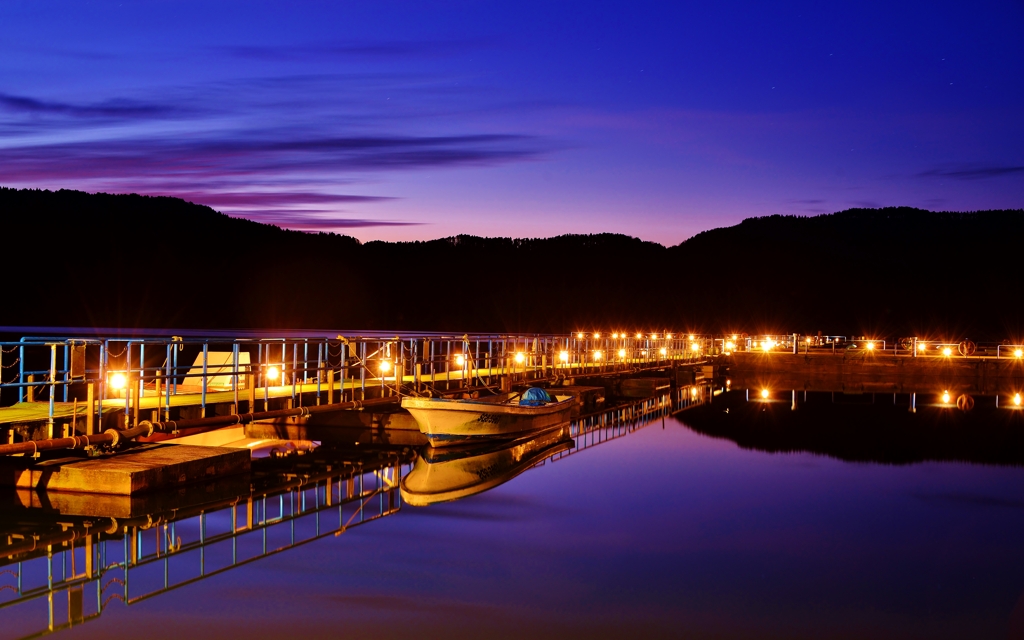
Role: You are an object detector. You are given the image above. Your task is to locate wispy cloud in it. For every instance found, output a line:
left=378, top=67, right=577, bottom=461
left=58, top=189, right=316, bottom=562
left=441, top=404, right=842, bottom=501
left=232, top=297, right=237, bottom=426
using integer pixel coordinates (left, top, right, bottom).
left=0, top=92, right=184, bottom=119
left=234, top=211, right=423, bottom=229
left=218, top=39, right=490, bottom=62
left=173, top=191, right=395, bottom=208
left=917, top=165, right=1024, bottom=180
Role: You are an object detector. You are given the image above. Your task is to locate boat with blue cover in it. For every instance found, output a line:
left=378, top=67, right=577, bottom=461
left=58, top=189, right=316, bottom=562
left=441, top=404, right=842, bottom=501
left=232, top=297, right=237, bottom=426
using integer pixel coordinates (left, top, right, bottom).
left=400, top=387, right=576, bottom=447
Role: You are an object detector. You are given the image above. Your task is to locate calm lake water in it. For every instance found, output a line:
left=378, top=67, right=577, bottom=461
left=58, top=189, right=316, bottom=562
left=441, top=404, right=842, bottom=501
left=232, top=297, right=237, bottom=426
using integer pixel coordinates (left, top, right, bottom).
left=4, top=387, right=1024, bottom=639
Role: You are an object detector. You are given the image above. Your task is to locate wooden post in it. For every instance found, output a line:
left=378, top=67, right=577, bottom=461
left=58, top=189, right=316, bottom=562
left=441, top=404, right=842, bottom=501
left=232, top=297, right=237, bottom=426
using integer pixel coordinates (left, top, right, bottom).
left=87, top=382, right=95, bottom=435
left=328, top=368, right=335, bottom=404
left=26, top=375, right=34, bottom=402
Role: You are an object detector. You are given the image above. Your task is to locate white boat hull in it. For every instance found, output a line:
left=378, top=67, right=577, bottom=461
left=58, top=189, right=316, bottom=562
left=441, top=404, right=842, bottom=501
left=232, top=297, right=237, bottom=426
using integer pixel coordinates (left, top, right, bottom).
left=401, top=393, right=575, bottom=447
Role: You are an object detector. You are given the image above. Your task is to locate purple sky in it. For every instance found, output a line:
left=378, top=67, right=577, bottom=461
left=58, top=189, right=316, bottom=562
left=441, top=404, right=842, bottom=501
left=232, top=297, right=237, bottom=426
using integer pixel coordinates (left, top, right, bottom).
left=1, top=0, right=1022, bottom=244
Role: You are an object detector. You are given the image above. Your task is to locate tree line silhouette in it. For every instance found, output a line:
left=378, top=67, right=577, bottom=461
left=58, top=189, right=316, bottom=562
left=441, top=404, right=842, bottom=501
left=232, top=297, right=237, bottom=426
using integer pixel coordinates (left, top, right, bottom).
left=2, top=187, right=1022, bottom=340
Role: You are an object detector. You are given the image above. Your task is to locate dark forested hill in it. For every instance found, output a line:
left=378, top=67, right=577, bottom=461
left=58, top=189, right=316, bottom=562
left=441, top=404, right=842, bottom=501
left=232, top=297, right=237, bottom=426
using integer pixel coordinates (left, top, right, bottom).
left=1, top=187, right=1021, bottom=339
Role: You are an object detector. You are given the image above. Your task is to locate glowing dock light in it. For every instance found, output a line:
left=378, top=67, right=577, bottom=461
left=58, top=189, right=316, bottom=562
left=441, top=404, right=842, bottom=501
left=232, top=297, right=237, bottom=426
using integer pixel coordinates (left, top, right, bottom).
left=725, top=341, right=735, bottom=350
left=942, top=390, right=951, bottom=403
left=594, top=332, right=601, bottom=339
left=618, top=348, right=626, bottom=359
left=455, top=354, right=466, bottom=367
left=266, top=366, right=280, bottom=382
left=866, top=342, right=875, bottom=351
left=379, top=360, right=392, bottom=373
left=726, top=379, right=731, bottom=387
left=666, top=333, right=673, bottom=339
left=636, top=332, right=643, bottom=339
left=651, top=333, right=658, bottom=340
left=514, top=352, right=525, bottom=364
left=577, top=332, right=584, bottom=339
left=942, top=347, right=952, bottom=357
left=761, top=389, right=769, bottom=399
left=594, top=350, right=603, bottom=360
left=659, top=347, right=667, bottom=356
left=691, top=343, right=700, bottom=352
left=731, top=334, right=738, bottom=341
left=917, top=342, right=927, bottom=352
left=1015, top=349, right=1023, bottom=358
left=805, top=337, right=812, bottom=343
left=691, top=387, right=698, bottom=396
left=109, top=372, right=127, bottom=390
left=688, top=334, right=695, bottom=341
left=761, top=339, right=774, bottom=352
left=1015, top=393, right=1022, bottom=406
left=559, top=350, right=569, bottom=363
left=612, top=333, right=619, bottom=339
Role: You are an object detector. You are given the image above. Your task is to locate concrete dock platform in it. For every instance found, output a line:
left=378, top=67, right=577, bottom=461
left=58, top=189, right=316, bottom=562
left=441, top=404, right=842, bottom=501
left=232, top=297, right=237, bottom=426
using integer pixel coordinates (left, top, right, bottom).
left=0, top=444, right=250, bottom=495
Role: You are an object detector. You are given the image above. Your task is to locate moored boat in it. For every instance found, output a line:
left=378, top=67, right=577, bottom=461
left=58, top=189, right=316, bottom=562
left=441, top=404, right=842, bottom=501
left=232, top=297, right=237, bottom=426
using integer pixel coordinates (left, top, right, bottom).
left=401, top=388, right=576, bottom=447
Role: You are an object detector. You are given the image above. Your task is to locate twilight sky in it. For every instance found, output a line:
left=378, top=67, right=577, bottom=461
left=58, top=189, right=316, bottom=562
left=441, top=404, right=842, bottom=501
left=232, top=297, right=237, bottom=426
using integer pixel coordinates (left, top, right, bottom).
left=1, top=0, right=1022, bottom=244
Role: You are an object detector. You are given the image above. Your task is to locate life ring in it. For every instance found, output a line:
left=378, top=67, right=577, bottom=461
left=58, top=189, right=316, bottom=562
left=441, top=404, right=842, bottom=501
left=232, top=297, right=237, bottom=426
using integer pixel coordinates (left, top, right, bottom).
left=899, top=338, right=914, bottom=351
left=958, top=340, right=977, bottom=356
left=956, top=394, right=975, bottom=411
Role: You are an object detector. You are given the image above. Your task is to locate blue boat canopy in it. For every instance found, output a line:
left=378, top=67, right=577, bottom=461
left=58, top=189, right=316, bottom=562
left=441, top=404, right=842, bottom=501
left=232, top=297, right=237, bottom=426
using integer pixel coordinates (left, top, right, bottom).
left=519, top=387, right=553, bottom=406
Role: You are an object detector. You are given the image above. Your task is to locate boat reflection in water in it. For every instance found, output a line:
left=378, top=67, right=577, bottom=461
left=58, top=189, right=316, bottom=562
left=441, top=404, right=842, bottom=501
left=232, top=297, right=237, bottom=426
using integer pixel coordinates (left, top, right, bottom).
left=401, top=424, right=574, bottom=506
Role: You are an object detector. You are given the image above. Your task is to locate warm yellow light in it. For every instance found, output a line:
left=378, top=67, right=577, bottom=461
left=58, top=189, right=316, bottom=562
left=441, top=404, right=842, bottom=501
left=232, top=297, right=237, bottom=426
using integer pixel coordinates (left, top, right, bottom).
left=805, top=337, right=812, bottom=343
left=612, top=333, right=619, bottom=339
left=651, top=333, right=658, bottom=340
left=559, top=350, right=569, bottom=362
left=918, top=342, right=926, bottom=351
left=691, top=343, right=700, bottom=352
left=594, top=332, right=601, bottom=339
left=688, top=334, right=695, bottom=341
left=1015, top=349, right=1023, bottom=358
left=761, top=389, right=769, bottom=399
left=761, top=340, right=773, bottom=352
left=514, top=352, right=525, bottom=364
left=109, top=372, right=127, bottom=390
left=942, top=347, right=952, bottom=357
left=691, top=387, right=698, bottom=396
left=1015, top=393, right=1022, bottom=406
left=659, top=347, right=667, bottom=356
left=866, top=342, right=875, bottom=351
left=726, top=379, right=731, bottom=386
left=379, top=360, right=392, bottom=373
left=618, top=348, right=626, bottom=359
left=594, top=350, right=603, bottom=360
left=636, top=332, right=643, bottom=339
left=577, top=332, right=584, bottom=339
left=725, top=341, right=735, bottom=350
left=942, top=391, right=950, bottom=403
left=455, top=354, right=466, bottom=367
left=666, top=333, right=673, bottom=339
left=731, top=334, right=738, bottom=341
left=266, top=366, right=280, bottom=382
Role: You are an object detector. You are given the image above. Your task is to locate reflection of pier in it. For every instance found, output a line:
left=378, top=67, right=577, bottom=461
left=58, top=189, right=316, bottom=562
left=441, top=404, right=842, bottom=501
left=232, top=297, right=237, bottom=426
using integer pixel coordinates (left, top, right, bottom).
left=0, top=383, right=715, bottom=638
left=0, top=447, right=411, bottom=639
left=550, top=383, right=711, bottom=463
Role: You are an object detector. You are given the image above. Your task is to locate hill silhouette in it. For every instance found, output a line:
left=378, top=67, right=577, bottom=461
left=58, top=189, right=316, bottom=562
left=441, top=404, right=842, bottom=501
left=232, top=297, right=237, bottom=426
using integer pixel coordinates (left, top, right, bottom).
left=2, top=187, right=1022, bottom=339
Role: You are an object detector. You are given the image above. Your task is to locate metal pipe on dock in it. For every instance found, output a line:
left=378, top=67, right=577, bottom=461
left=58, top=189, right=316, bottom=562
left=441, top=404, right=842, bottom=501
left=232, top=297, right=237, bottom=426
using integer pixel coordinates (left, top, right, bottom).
left=0, top=423, right=154, bottom=456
